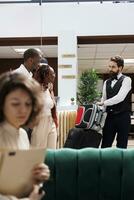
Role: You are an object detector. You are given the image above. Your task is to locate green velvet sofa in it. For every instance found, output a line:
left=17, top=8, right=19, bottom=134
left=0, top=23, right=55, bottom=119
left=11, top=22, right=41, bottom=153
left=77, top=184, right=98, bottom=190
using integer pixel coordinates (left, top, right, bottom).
left=43, top=148, right=134, bottom=200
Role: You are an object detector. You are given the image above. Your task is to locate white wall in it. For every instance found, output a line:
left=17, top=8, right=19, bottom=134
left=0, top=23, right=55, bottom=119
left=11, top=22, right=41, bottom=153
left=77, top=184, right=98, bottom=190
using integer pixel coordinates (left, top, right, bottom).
left=58, top=31, right=77, bottom=106
left=0, top=4, right=42, bottom=37
left=0, top=2, right=134, bottom=37
left=0, top=2, right=133, bottom=106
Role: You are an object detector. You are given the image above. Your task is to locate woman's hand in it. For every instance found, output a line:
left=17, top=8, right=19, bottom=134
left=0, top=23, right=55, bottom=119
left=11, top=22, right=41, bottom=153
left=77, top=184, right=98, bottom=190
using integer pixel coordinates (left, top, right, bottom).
left=29, top=184, right=45, bottom=200
left=32, top=163, right=50, bottom=184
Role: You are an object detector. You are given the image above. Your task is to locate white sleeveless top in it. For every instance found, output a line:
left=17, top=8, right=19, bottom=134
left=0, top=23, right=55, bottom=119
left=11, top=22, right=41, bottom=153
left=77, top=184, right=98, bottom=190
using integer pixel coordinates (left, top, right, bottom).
left=43, top=89, right=54, bottom=116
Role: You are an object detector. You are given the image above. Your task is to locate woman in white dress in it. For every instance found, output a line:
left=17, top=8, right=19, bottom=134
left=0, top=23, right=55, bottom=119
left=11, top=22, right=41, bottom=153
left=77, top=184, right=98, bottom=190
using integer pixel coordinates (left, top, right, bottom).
left=31, top=65, right=57, bottom=149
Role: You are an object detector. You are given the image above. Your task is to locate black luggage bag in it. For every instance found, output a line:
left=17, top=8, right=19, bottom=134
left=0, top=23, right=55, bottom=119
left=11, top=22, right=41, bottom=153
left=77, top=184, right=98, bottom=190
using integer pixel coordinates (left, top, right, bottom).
left=64, top=127, right=102, bottom=149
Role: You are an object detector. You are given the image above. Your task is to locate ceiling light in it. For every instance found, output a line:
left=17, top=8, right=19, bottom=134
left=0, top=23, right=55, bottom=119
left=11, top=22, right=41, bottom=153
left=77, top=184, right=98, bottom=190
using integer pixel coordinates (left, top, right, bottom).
left=14, top=48, right=41, bottom=54
left=124, top=59, right=134, bottom=64
left=14, top=48, right=27, bottom=54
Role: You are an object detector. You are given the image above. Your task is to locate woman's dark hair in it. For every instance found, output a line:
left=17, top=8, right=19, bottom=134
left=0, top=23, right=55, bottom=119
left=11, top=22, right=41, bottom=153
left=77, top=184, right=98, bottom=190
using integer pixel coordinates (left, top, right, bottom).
left=34, top=64, right=50, bottom=84
left=110, top=55, right=124, bottom=68
left=40, top=57, right=48, bottom=65
left=0, top=72, right=44, bottom=125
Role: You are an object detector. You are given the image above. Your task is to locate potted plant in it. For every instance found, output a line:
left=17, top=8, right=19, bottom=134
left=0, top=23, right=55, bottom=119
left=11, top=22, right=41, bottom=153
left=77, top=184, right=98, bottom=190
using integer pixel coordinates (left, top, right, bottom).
left=77, top=68, right=101, bottom=105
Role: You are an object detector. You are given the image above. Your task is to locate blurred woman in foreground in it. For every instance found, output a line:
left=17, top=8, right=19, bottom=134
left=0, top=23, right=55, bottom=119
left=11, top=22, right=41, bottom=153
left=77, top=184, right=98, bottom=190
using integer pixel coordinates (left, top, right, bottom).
left=0, top=72, right=50, bottom=200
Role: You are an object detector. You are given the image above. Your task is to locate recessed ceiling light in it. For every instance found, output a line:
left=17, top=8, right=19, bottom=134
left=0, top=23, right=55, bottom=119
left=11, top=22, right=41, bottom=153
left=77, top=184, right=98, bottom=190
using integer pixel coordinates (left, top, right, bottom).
left=14, top=48, right=27, bottom=54
left=124, top=59, right=134, bottom=64
left=14, top=48, right=41, bottom=54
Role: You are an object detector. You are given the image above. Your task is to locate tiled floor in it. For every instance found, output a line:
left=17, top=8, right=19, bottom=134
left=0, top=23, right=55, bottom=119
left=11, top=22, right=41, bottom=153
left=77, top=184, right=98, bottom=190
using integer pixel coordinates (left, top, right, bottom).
left=127, top=139, right=134, bottom=148
left=98, top=134, right=134, bottom=148
left=112, top=135, right=134, bottom=148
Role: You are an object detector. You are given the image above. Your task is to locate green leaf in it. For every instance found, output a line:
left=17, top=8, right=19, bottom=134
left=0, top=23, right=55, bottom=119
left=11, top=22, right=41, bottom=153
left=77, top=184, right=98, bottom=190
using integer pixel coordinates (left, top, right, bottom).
left=77, top=69, right=101, bottom=104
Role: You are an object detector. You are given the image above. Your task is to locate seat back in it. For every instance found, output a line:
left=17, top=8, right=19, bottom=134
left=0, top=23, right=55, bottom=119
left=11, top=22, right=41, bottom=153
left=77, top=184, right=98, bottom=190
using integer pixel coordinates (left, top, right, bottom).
left=43, top=148, right=134, bottom=200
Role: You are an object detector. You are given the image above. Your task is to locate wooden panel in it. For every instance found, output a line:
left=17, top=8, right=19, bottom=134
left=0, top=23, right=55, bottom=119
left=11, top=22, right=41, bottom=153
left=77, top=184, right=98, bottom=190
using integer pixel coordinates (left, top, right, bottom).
left=58, top=64, right=72, bottom=69
left=62, top=75, right=76, bottom=79
left=78, top=35, right=134, bottom=44
left=0, top=58, right=23, bottom=73
left=0, top=37, right=57, bottom=46
left=62, top=54, right=76, bottom=58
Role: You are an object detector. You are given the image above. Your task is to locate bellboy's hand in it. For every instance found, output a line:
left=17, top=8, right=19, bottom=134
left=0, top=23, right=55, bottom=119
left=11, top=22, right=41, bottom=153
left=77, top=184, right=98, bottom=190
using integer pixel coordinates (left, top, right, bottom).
left=96, top=101, right=104, bottom=106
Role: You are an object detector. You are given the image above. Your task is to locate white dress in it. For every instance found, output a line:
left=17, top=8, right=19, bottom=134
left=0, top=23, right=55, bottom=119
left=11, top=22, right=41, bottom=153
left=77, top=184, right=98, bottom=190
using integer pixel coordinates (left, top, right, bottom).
left=31, top=89, right=57, bottom=149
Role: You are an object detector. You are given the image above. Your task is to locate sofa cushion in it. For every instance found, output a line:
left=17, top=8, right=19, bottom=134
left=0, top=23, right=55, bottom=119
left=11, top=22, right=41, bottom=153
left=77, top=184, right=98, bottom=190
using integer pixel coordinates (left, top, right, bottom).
left=44, top=148, right=134, bottom=200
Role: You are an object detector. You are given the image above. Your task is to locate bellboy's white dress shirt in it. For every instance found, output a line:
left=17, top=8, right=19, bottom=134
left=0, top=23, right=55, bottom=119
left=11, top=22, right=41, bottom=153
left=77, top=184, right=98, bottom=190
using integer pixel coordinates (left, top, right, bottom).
left=101, top=73, right=132, bottom=107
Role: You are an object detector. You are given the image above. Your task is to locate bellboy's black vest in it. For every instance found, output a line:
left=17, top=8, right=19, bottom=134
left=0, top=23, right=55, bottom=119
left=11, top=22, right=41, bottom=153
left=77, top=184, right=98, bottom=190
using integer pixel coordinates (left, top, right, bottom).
left=106, top=75, right=131, bottom=114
